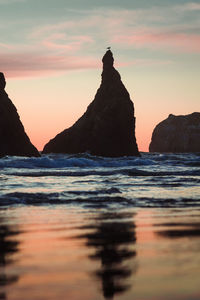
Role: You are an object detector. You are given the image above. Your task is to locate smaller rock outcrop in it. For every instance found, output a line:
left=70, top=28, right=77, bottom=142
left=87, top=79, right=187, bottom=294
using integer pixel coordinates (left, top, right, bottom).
left=149, top=112, right=200, bottom=153
left=43, top=50, right=139, bottom=157
left=0, top=72, right=40, bottom=157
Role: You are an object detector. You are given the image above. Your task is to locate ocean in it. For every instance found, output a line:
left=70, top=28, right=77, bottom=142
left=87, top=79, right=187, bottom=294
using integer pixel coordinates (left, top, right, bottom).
left=0, top=152, right=200, bottom=299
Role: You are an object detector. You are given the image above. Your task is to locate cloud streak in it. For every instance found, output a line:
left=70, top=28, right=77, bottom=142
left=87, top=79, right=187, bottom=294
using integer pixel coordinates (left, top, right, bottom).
left=0, top=52, right=99, bottom=78
left=112, top=31, right=200, bottom=53
left=1, top=3, right=199, bottom=78
left=41, top=34, right=94, bottom=51
left=30, top=6, right=200, bottom=55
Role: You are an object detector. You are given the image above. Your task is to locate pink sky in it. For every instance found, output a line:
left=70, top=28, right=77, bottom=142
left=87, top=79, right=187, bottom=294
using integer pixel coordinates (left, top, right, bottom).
left=1, top=3, right=200, bottom=152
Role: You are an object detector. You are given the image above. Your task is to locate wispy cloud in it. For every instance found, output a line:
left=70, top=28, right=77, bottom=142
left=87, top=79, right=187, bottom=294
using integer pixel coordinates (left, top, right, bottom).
left=0, top=52, right=99, bottom=78
left=30, top=6, right=200, bottom=55
left=41, top=33, right=94, bottom=51
left=1, top=3, right=199, bottom=78
left=112, top=30, right=200, bottom=53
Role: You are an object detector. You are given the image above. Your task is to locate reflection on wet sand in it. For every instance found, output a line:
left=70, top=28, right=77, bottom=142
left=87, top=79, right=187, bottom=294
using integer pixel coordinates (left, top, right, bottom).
left=155, top=222, right=200, bottom=238
left=0, top=211, right=20, bottom=299
left=77, top=212, right=137, bottom=299
left=0, top=207, right=200, bottom=300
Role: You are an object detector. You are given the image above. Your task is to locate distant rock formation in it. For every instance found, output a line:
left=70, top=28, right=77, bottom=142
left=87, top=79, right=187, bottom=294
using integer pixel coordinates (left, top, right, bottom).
left=149, top=112, right=200, bottom=153
left=43, top=50, right=139, bottom=157
left=0, top=72, right=40, bottom=157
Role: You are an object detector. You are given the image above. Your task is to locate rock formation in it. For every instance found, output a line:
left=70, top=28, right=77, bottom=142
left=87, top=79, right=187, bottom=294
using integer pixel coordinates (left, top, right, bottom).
left=43, top=50, right=139, bottom=157
left=149, top=112, right=200, bottom=153
left=0, top=72, right=40, bottom=157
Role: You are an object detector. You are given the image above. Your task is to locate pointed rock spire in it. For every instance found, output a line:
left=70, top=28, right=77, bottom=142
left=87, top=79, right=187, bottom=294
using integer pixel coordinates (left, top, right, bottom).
left=101, top=50, right=121, bottom=84
left=43, top=51, right=139, bottom=157
left=102, top=49, right=114, bottom=68
left=0, top=72, right=40, bottom=157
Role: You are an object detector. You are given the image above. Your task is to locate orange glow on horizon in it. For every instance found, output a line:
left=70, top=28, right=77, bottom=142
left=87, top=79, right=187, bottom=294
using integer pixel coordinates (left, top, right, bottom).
left=8, top=56, right=199, bottom=154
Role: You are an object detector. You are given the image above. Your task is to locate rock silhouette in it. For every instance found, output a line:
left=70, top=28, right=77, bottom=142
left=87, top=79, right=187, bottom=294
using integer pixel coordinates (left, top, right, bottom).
left=149, top=112, right=200, bottom=153
left=43, top=50, right=139, bottom=157
left=0, top=72, right=40, bottom=157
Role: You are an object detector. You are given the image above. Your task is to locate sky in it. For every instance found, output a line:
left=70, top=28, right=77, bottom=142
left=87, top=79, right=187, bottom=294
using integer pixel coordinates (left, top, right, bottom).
left=0, top=0, right=199, bottom=151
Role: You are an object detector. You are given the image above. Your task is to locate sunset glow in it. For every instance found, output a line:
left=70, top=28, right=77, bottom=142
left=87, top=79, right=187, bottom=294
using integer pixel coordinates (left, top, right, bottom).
left=1, top=0, right=199, bottom=151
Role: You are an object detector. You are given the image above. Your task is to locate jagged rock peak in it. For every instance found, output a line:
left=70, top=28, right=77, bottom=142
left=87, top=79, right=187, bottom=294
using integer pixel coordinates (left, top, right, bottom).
left=0, top=73, right=40, bottom=157
left=102, top=50, right=114, bottom=68
left=0, top=72, right=6, bottom=90
left=101, top=50, right=121, bottom=83
left=43, top=50, right=139, bottom=157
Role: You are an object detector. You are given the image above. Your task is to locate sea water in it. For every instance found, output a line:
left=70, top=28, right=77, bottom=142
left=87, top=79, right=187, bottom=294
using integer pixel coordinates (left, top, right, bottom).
left=0, top=153, right=200, bottom=299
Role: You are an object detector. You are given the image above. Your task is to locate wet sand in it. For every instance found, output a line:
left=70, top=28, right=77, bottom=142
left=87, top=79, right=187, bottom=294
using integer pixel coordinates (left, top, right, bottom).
left=1, top=206, right=200, bottom=300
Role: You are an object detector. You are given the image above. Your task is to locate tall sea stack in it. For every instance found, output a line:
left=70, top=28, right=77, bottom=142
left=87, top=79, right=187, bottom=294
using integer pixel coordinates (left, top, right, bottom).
left=0, top=72, right=40, bottom=157
left=43, top=50, right=139, bottom=157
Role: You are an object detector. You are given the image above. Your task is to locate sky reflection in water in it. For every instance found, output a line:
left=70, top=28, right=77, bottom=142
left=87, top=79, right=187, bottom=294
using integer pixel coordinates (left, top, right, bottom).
left=0, top=206, right=200, bottom=300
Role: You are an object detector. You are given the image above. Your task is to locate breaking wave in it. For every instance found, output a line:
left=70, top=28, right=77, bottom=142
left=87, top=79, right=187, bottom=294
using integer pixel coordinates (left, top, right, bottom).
left=0, top=153, right=199, bottom=208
